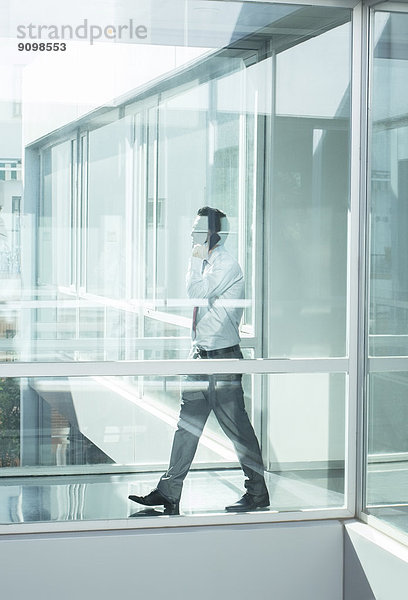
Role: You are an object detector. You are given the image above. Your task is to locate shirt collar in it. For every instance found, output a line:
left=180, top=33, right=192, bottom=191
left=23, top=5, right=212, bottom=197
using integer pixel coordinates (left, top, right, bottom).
left=207, top=245, right=223, bottom=265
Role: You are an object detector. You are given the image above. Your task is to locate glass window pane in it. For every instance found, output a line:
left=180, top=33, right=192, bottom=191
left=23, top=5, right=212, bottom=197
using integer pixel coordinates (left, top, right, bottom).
left=369, top=11, right=408, bottom=357
left=365, top=9, right=408, bottom=542
left=1, top=0, right=352, bottom=531
left=38, top=141, right=72, bottom=288
left=145, top=106, right=157, bottom=302
left=0, top=2, right=350, bottom=363
left=266, top=373, right=346, bottom=509
left=366, top=372, right=408, bottom=537
left=269, top=23, right=351, bottom=358
left=87, top=117, right=132, bottom=299
left=0, top=371, right=346, bottom=523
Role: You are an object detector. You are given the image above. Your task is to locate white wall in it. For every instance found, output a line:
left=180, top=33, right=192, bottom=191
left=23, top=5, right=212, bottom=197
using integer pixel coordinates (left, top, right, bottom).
left=2, top=512, right=408, bottom=599
left=345, top=521, right=408, bottom=600
left=0, top=520, right=343, bottom=600
left=267, top=373, right=345, bottom=468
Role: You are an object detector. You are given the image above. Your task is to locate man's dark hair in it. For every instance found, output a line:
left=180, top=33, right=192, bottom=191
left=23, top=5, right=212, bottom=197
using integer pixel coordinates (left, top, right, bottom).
left=197, top=206, right=226, bottom=233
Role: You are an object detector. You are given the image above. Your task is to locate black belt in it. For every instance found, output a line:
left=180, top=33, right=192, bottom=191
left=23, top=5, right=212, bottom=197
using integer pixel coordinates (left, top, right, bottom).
left=196, top=344, right=240, bottom=358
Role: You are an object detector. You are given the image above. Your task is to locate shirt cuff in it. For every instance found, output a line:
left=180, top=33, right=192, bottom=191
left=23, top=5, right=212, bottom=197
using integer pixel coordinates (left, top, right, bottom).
left=190, top=256, right=203, bottom=272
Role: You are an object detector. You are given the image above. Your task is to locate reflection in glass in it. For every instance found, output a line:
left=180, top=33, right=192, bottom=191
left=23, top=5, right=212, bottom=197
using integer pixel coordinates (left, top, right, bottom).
left=0, top=373, right=345, bottom=523
left=0, top=0, right=352, bottom=527
left=266, top=372, right=346, bottom=506
left=38, top=141, right=72, bottom=288
left=269, top=23, right=351, bottom=358
left=369, top=12, right=408, bottom=357
left=366, top=372, right=408, bottom=537
left=365, top=10, right=408, bottom=540
left=87, top=118, right=131, bottom=299
left=0, top=3, right=352, bottom=363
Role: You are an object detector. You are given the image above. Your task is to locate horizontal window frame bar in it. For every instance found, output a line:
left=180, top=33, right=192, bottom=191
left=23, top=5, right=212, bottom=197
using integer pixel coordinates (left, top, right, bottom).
left=0, top=298, right=253, bottom=310
left=367, top=503, right=408, bottom=509
left=358, top=512, right=408, bottom=550
left=0, top=462, right=240, bottom=479
left=0, top=337, right=257, bottom=350
left=368, top=452, right=408, bottom=464
left=373, top=2, right=408, bottom=13
left=0, top=507, right=354, bottom=537
left=0, top=358, right=349, bottom=378
left=212, top=0, right=358, bottom=8
left=0, top=337, right=193, bottom=348
left=368, top=357, right=408, bottom=372
left=0, top=460, right=345, bottom=479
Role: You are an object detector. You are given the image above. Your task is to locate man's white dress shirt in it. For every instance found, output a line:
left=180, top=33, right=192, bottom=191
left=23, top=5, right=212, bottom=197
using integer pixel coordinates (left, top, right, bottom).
left=186, top=245, right=244, bottom=351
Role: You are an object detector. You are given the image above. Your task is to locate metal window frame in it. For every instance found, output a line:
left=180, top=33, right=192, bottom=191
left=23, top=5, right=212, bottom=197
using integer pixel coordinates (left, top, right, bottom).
left=0, top=505, right=353, bottom=537
left=0, top=358, right=348, bottom=378
left=0, top=0, right=360, bottom=534
left=357, top=0, right=408, bottom=547
left=358, top=512, right=408, bottom=549
left=210, top=0, right=359, bottom=7
left=352, top=0, right=371, bottom=529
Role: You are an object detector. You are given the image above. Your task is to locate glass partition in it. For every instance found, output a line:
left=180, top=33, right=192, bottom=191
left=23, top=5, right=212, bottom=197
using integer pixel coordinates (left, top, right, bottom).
left=0, top=372, right=346, bottom=523
left=365, top=8, right=408, bottom=538
left=86, top=118, right=132, bottom=300
left=0, top=0, right=353, bottom=529
left=0, top=1, right=352, bottom=364
left=269, top=22, right=351, bottom=358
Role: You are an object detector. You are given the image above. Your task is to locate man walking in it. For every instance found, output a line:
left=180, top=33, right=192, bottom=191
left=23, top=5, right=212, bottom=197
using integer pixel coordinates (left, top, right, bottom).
left=129, top=207, right=269, bottom=514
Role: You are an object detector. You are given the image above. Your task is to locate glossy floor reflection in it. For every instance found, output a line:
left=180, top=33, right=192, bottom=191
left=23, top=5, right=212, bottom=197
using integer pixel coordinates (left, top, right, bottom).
left=0, top=468, right=345, bottom=524
left=366, top=461, right=408, bottom=537
left=368, top=506, right=408, bottom=537
left=366, top=462, right=408, bottom=505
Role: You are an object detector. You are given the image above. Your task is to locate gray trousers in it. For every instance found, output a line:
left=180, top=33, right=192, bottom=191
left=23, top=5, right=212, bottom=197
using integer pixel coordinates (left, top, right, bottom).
left=157, top=345, right=267, bottom=502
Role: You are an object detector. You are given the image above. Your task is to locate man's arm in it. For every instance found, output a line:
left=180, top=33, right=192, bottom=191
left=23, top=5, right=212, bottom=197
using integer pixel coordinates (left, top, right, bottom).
left=186, top=256, right=241, bottom=300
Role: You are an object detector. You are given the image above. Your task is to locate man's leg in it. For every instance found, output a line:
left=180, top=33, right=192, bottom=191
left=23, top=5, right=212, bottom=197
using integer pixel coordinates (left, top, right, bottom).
left=211, top=375, right=268, bottom=498
left=156, top=378, right=211, bottom=502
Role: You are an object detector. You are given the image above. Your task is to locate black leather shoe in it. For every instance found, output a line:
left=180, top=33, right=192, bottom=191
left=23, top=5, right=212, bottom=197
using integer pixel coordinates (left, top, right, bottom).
left=225, top=492, right=270, bottom=512
left=128, top=489, right=180, bottom=515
